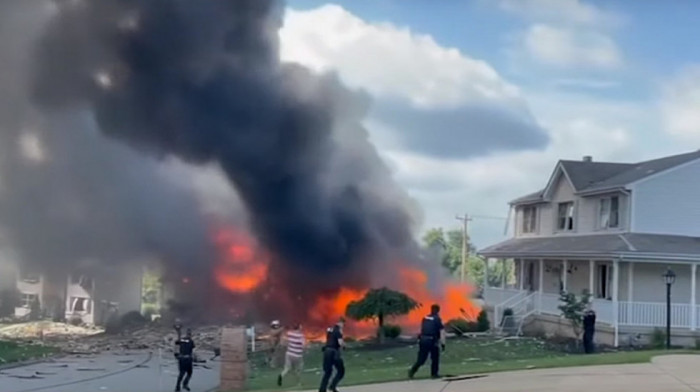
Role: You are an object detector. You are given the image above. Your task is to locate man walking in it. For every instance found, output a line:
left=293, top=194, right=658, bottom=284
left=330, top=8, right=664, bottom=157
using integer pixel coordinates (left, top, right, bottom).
left=278, top=323, right=306, bottom=387
left=318, top=318, right=345, bottom=392
left=408, top=304, right=445, bottom=379
left=268, top=320, right=284, bottom=368
left=174, top=326, right=195, bottom=392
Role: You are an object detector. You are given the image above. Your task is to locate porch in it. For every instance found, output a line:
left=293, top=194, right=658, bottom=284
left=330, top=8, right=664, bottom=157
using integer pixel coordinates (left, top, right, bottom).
left=482, top=258, right=700, bottom=345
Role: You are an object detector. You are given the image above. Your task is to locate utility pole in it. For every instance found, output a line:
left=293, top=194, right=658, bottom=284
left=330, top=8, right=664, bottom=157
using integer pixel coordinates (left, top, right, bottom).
left=455, top=214, right=472, bottom=283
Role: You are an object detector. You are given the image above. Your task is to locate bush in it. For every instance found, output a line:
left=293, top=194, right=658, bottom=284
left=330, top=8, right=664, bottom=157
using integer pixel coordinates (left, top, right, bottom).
left=121, top=311, right=147, bottom=328
left=68, top=316, right=83, bottom=326
left=446, top=318, right=476, bottom=336
left=381, top=324, right=402, bottom=339
left=476, top=310, right=490, bottom=332
left=651, top=328, right=666, bottom=349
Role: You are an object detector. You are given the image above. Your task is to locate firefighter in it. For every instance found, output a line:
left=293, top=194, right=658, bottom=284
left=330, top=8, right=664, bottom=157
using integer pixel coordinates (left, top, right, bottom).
left=174, top=326, right=195, bottom=392
left=318, top=318, right=345, bottom=392
left=583, top=307, right=596, bottom=354
left=408, top=304, right=445, bottom=379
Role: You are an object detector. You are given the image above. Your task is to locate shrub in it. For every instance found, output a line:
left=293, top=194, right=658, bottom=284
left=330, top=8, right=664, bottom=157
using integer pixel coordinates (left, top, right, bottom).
left=651, top=328, right=666, bottom=349
left=446, top=318, right=477, bottom=336
left=381, top=324, right=402, bottom=339
left=121, top=311, right=147, bottom=328
left=476, top=310, right=490, bottom=332
left=68, top=316, right=83, bottom=326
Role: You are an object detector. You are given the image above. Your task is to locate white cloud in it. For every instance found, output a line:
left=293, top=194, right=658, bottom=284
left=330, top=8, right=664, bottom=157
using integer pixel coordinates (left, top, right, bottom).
left=499, top=0, right=621, bottom=27
left=280, top=4, right=522, bottom=110
left=661, top=66, right=700, bottom=143
left=522, top=24, right=623, bottom=69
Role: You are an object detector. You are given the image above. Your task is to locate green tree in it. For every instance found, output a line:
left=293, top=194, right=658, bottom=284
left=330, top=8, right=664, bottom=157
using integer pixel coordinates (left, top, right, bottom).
left=422, top=227, right=514, bottom=289
left=558, top=290, right=592, bottom=343
left=345, top=287, right=419, bottom=343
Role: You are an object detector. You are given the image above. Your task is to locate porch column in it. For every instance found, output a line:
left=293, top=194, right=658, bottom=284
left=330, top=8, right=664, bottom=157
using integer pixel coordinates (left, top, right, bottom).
left=627, top=262, right=634, bottom=324
left=692, top=263, right=697, bottom=331
left=519, top=259, right=525, bottom=291
left=501, top=259, right=507, bottom=289
left=613, top=259, right=620, bottom=347
left=538, top=259, right=544, bottom=314
left=588, top=260, right=595, bottom=295
left=562, top=260, right=568, bottom=293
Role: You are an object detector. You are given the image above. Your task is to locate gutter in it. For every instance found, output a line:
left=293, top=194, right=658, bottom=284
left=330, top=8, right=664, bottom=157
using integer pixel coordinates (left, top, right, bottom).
left=479, top=251, right=700, bottom=262
left=575, top=186, right=628, bottom=197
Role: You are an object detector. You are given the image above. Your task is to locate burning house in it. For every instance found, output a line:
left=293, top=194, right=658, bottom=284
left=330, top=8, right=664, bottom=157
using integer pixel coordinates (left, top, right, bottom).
left=0, top=0, right=479, bottom=337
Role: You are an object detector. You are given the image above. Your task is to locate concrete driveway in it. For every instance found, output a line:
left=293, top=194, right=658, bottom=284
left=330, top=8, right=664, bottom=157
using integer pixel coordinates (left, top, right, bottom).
left=301, top=355, right=700, bottom=392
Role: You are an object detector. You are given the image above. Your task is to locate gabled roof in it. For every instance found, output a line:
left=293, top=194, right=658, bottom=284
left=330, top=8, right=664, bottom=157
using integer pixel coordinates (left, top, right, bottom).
left=479, top=233, right=700, bottom=261
left=559, top=161, right=634, bottom=191
left=580, top=150, right=700, bottom=193
left=510, top=150, right=700, bottom=205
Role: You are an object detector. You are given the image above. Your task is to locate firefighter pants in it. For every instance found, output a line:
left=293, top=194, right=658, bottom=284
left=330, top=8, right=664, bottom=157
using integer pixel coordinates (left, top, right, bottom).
left=176, top=357, right=193, bottom=389
left=319, top=348, right=344, bottom=392
left=410, top=337, right=440, bottom=378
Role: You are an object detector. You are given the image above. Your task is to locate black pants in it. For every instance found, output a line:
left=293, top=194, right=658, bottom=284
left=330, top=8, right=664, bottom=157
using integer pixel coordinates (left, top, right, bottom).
left=410, top=337, right=440, bottom=378
left=176, top=357, right=193, bottom=389
left=318, top=348, right=344, bottom=392
left=583, top=331, right=595, bottom=354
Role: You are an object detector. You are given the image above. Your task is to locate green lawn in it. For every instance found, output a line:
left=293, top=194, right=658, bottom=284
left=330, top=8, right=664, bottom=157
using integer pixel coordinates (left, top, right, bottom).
left=246, top=337, right=695, bottom=391
left=0, top=340, right=57, bottom=365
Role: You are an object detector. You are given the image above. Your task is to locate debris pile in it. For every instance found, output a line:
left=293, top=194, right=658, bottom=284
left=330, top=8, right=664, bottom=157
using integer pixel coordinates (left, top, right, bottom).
left=0, top=321, right=103, bottom=340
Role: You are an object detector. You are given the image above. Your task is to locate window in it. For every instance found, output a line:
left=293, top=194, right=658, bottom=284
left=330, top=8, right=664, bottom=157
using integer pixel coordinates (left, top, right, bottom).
left=557, top=202, right=575, bottom=231
left=522, top=206, right=537, bottom=233
left=70, top=297, right=91, bottom=314
left=20, top=293, right=38, bottom=308
left=599, top=196, right=620, bottom=229
left=597, top=264, right=611, bottom=299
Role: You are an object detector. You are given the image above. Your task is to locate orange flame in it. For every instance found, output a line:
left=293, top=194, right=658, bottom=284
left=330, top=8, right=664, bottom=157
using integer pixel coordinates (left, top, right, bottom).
left=305, top=265, right=480, bottom=340
left=213, top=228, right=269, bottom=293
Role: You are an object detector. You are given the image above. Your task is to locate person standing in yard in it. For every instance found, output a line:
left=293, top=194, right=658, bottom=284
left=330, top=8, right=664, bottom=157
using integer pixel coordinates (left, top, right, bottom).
left=277, top=323, right=306, bottom=387
left=583, top=307, right=596, bottom=354
left=268, top=320, right=285, bottom=368
left=408, top=304, right=445, bottom=379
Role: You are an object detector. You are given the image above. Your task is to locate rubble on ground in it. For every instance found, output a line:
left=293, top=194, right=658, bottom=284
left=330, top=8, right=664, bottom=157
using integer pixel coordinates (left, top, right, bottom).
left=0, top=321, right=103, bottom=340
left=0, top=320, right=271, bottom=357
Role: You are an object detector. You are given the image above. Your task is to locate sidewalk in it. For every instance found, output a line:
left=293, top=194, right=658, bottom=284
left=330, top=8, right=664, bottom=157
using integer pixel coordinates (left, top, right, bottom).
left=301, top=355, right=700, bottom=392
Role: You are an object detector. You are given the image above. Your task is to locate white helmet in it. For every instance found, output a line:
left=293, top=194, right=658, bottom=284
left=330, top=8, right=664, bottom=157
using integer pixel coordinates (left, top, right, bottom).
left=271, top=320, right=281, bottom=328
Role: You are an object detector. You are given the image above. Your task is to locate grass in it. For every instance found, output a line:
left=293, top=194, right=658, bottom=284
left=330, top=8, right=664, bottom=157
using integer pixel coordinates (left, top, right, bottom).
left=0, top=340, right=58, bottom=365
left=245, top=337, right=696, bottom=391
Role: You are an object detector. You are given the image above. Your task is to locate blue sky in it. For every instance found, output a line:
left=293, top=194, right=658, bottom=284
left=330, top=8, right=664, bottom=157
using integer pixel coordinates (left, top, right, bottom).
left=282, top=0, right=700, bottom=248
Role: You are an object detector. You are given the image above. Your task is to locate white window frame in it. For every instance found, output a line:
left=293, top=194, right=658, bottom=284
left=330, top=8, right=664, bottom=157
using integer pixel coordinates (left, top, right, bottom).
left=522, top=206, right=537, bottom=234
left=556, top=202, right=575, bottom=231
left=598, top=196, right=620, bottom=229
left=70, top=297, right=91, bottom=314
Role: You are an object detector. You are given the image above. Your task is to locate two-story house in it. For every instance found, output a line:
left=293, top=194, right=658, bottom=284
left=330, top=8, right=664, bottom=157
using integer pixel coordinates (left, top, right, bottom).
left=480, top=150, right=700, bottom=347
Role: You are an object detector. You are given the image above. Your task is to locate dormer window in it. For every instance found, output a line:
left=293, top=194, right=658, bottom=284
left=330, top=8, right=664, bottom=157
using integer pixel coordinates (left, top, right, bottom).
left=557, top=202, right=575, bottom=231
left=522, top=206, right=537, bottom=233
left=599, top=196, right=620, bottom=229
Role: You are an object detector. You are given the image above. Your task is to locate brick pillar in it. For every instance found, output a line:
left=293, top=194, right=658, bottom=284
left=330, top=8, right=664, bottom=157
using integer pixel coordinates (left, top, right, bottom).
left=220, top=327, right=248, bottom=392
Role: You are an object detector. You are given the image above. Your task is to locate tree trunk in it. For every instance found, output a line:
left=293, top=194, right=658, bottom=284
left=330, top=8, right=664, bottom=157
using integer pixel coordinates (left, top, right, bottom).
left=378, top=313, right=385, bottom=344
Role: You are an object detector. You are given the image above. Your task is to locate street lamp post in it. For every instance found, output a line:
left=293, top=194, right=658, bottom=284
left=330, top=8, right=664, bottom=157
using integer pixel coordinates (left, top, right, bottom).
left=663, top=268, right=676, bottom=350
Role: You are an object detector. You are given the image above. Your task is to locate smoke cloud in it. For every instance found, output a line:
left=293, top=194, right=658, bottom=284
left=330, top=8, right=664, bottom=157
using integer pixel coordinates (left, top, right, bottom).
left=2, top=0, right=422, bottom=301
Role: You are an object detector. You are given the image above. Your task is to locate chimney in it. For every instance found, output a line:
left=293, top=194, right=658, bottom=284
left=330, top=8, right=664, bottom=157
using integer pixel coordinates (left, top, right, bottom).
left=582, top=156, right=593, bottom=162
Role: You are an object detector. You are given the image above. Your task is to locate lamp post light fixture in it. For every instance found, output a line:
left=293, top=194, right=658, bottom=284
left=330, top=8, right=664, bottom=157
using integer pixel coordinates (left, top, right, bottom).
left=662, top=267, right=676, bottom=350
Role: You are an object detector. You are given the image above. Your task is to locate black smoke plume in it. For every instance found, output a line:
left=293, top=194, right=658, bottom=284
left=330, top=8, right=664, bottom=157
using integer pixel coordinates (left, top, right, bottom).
left=22, top=0, right=420, bottom=298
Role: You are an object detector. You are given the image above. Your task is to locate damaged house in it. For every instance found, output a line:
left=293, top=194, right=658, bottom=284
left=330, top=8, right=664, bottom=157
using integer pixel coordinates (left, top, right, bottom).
left=13, top=263, right=146, bottom=325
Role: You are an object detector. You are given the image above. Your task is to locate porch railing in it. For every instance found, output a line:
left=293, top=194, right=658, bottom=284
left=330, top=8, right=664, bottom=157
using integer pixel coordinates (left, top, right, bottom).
left=618, top=301, right=694, bottom=328
left=482, top=288, right=700, bottom=330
